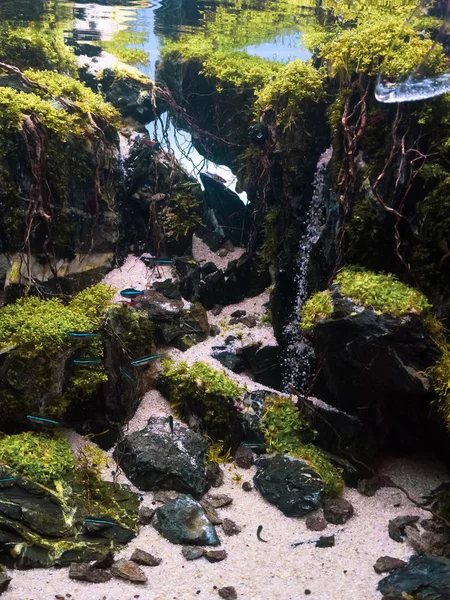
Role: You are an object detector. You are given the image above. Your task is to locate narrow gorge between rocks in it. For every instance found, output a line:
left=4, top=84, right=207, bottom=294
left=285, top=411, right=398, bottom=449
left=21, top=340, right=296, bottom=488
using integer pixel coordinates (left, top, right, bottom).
left=0, top=1, right=450, bottom=599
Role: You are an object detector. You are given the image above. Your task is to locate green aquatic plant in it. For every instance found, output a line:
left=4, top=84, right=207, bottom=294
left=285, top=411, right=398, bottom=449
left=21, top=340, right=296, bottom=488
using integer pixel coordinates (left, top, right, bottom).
left=261, top=395, right=317, bottom=454
left=255, top=59, right=324, bottom=129
left=161, top=183, right=204, bottom=241
left=335, top=266, right=431, bottom=315
left=425, top=315, right=450, bottom=432
left=260, top=206, right=281, bottom=266
left=0, top=284, right=114, bottom=357
left=0, top=432, right=75, bottom=486
left=300, top=291, right=333, bottom=330
left=98, top=30, right=149, bottom=66
left=261, top=395, right=343, bottom=496
left=205, top=438, right=232, bottom=465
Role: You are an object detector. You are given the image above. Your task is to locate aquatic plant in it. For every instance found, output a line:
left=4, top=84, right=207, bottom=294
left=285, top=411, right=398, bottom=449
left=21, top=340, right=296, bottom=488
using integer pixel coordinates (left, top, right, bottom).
left=97, top=30, right=149, bottom=66
left=260, top=206, right=281, bottom=266
left=335, top=266, right=431, bottom=316
left=0, top=432, right=75, bottom=486
left=205, top=438, right=232, bottom=465
left=425, top=316, right=450, bottom=432
left=161, top=183, right=204, bottom=241
left=300, top=291, right=333, bottom=330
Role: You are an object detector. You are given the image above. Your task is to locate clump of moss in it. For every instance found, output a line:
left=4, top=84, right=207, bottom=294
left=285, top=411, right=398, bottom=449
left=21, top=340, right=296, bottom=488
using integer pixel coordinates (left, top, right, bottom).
left=260, top=206, right=281, bottom=266
left=261, top=396, right=343, bottom=496
left=0, top=432, right=75, bottom=486
left=425, top=316, right=450, bottom=431
left=161, top=358, right=244, bottom=436
left=107, top=304, right=154, bottom=357
left=161, top=183, right=204, bottom=241
left=255, top=60, right=324, bottom=129
left=335, top=266, right=431, bottom=316
left=205, top=438, right=232, bottom=465
left=0, top=284, right=114, bottom=357
left=300, top=290, right=333, bottom=330
left=261, top=395, right=317, bottom=453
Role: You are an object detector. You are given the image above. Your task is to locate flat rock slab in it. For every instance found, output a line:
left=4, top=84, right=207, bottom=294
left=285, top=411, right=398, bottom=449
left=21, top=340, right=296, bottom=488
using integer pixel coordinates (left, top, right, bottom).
left=254, top=455, right=324, bottom=517
left=130, top=548, right=162, bottom=566
left=116, top=416, right=209, bottom=499
left=111, top=559, right=147, bottom=583
left=68, top=563, right=112, bottom=583
left=154, top=494, right=220, bottom=546
left=378, top=555, right=450, bottom=600
left=204, top=494, right=233, bottom=508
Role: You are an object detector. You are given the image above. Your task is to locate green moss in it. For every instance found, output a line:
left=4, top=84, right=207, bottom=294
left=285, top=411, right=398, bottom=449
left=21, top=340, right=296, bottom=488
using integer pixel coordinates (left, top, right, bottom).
left=255, top=60, right=324, bottom=129
left=107, top=305, right=154, bottom=357
left=161, top=182, right=204, bottom=241
left=335, top=266, right=431, bottom=316
left=425, top=316, right=450, bottom=432
left=300, top=291, right=333, bottom=330
left=205, top=438, right=232, bottom=465
left=260, top=207, right=281, bottom=266
left=261, top=395, right=317, bottom=453
left=261, top=396, right=343, bottom=496
left=0, top=284, right=114, bottom=357
left=0, top=433, right=75, bottom=486
left=161, top=358, right=244, bottom=439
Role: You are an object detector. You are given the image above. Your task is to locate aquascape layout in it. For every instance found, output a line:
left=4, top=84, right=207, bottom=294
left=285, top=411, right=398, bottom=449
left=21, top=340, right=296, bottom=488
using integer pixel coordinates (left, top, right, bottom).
left=0, top=0, right=449, bottom=599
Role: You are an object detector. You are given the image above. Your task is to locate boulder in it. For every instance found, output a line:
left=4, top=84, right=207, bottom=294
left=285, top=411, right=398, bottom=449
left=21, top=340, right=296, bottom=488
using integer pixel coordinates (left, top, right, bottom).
left=212, top=350, right=247, bottom=374
left=153, top=494, right=220, bottom=546
left=253, top=455, right=324, bottom=517
left=322, top=498, right=354, bottom=525
left=116, top=417, right=209, bottom=499
left=242, top=344, right=282, bottom=390
left=234, top=445, right=254, bottom=469
left=378, top=555, right=450, bottom=600
left=313, top=301, right=441, bottom=448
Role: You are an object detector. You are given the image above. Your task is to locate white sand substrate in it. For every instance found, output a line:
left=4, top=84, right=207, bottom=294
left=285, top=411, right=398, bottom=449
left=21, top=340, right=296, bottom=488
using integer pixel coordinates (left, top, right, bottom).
left=4, top=249, right=450, bottom=600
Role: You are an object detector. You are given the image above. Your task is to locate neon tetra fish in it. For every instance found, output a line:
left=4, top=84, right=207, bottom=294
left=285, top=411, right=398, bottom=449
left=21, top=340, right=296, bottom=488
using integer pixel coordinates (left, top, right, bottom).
left=130, top=354, right=164, bottom=367
left=120, top=288, right=144, bottom=298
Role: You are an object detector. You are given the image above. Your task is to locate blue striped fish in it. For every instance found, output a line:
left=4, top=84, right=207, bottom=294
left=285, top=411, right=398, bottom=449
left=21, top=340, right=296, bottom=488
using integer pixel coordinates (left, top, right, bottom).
left=130, top=354, right=164, bottom=367
left=27, top=415, right=59, bottom=425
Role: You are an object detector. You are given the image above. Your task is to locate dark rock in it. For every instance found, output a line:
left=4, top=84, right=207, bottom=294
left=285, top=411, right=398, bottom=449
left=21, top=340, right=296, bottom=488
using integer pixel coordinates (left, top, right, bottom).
left=198, top=228, right=226, bottom=252
left=153, top=494, right=220, bottom=546
left=93, top=550, right=115, bottom=569
left=404, top=524, right=450, bottom=558
left=322, top=498, right=354, bottom=525
left=153, top=279, right=182, bottom=300
left=315, top=535, right=335, bottom=548
left=206, top=463, right=224, bottom=488
left=229, top=315, right=257, bottom=328
left=201, top=262, right=218, bottom=276
left=205, top=494, right=233, bottom=509
left=305, top=514, right=327, bottom=532
left=182, top=546, right=204, bottom=561
left=200, top=172, right=249, bottom=247
left=253, top=455, right=324, bottom=517
left=224, top=241, right=235, bottom=252
left=171, top=302, right=210, bottom=351
left=136, top=291, right=183, bottom=321
left=212, top=351, right=246, bottom=374
left=204, top=549, right=227, bottom=563
left=222, top=519, right=241, bottom=537
left=234, top=445, right=254, bottom=469
left=138, top=506, right=155, bottom=525
left=130, top=548, right=162, bottom=567
left=313, top=305, right=441, bottom=449
left=153, top=490, right=179, bottom=503
left=68, top=563, right=112, bottom=583
left=200, top=500, right=223, bottom=525
left=0, top=571, right=11, bottom=594
left=225, top=335, right=237, bottom=344
left=304, top=590, right=311, bottom=596
left=388, top=515, right=420, bottom=543
left=217, top=249, right=228, bottom=258
left=111, top=559, right=147, bottom=583
left=242, top=482, right=253, bottom=492
left=230, top=310, right=246, bottom=318
left=357, top=476, right=387, bottom=497
left=98, top=66, right=154, bottom=123
left=210, top=324, right=221, bottom=337
left=378, top=555, right=450, bottom=599
left=116, top=417, right=209, bottom=499
left=211, top=305, right=224, bottom=316
left=238, top=390, right=272, bottom=441
left=218, top=586, right=237, bottom=600
left=242, top=344, right=282, bottom=390
left=373, top=556, right=407, bottom=574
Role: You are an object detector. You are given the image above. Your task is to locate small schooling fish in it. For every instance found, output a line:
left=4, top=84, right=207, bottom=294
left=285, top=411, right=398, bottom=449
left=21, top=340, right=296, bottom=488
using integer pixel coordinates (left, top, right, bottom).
left=257, top=525, right=268, bottom=542
left=0, top=478, right=15, bottom=483
left=242, top=442, right=266, bottom=448
left=130, top=354, right=164, bottom=367
left=26, top=415, right=59, bottom=425
left=84, top=518, right=116, bottom=527
left=168, top=415, right=174, bottom=434
left=120, top=366, right=135, bottom=382
left=67, top=331, right=98, bottom=338
left=73, top=359, right=102, bottom=365
left=120, top=288, right=144, bottom=298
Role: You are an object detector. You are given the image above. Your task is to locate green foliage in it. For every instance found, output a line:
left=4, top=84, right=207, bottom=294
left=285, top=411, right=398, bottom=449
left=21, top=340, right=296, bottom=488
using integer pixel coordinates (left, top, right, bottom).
left=0, top=432, right=75, bottom=486
left=255, top=60, right=324, bottom=129
left=161, top=358, right=244, bottom=433
left=161, top=183, right=204, bottom=240
left=0, top=23, right=76, bottom=73
left=205, top=438, right=232, bottom=465
left=98, top=30, right=149, bottom=66
left=300, top=291, right=333, bottom=330
left=23, top=69, right=119, bottom=122
left=107, top=305, right=154, bottom=356
left=335, top=266, right=431, bottom=316
left=0, top=284, right=114, bottom=357
left=425, top=316, right=450, bottom=431
left=261, top=395, right=317, bottom=454
left=261, top=396, right=343, bottom=496
left=292, top=444, right=344, bottom=497
left=260, top=207, right=281, bottom=266
left=76, top=441, right=110, bottom=482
